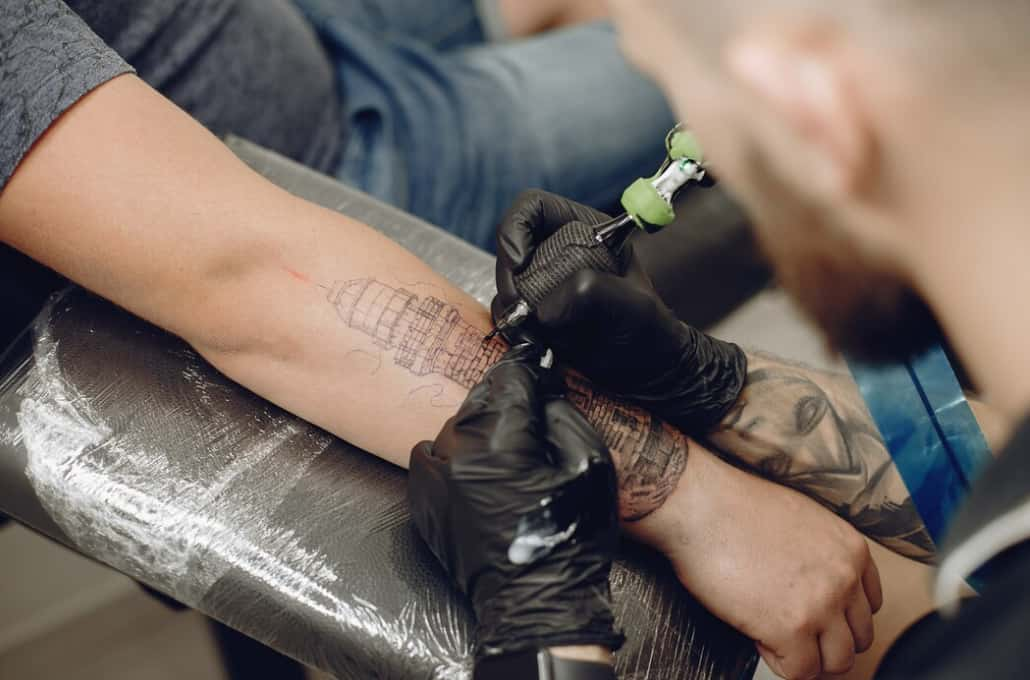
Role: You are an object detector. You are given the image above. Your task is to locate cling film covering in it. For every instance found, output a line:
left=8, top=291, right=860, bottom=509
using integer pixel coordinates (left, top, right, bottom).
left=0, top=140, right=757, bottom=679
left=0, top=286, right=756, bottom=679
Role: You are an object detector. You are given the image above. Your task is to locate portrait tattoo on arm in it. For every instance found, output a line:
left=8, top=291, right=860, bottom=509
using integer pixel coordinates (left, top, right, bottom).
left=706, top=352, right=936, bottom=563
left=326, top=278, right=688, bottom=521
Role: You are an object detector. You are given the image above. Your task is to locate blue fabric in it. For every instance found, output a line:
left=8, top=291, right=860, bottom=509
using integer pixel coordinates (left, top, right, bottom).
left=292, top=0, right=676, bottom=251
left=848, top=345, right=993, bottom=548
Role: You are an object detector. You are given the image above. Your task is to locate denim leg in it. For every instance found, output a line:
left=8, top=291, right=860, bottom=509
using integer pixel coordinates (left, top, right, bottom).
left=304, top=14, right=675, bottom=251
left=449, top=22, right=676, bottom=222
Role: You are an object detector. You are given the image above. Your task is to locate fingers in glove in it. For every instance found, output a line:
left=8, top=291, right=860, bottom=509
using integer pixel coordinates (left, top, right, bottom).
left=496, top=190, right=611, bottom=305
left=440, top=344, right=549, bottom=460
left=497, top=190, right=611, bottom=274
left=542, top=398, right=613, bottom=481
left=407, top=440, right=452, bottom=563
left=535, top=269, right=662, bottom=345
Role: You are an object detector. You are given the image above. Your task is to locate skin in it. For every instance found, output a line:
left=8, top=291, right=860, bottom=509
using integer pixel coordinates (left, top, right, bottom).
left=609, top=0, right=1026, bottom=676
left=11, top=3, right=998, bottom=675
left=0, top=74, right=878, bottom=672
left=708, top=353, right=935, bottom=563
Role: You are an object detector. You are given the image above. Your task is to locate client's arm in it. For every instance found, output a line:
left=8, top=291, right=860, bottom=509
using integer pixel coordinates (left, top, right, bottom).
left=706, top=352, right=1006, bottom=564
left=0, top=75, right=880, bottom=678
left=706, top=352, right=938, bottom=563
left=0, top=74, right=683, bottom=523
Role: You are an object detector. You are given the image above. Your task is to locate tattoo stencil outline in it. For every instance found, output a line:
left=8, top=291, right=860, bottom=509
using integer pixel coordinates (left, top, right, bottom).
left=326, top=278, right=688, bottom=520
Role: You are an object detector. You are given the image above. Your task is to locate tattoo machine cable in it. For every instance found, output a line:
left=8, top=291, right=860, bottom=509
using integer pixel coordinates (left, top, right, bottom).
left=491, top=126, right=716, bottom=339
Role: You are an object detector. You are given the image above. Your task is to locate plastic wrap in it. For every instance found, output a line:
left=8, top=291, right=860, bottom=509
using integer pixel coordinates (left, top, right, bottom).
left=1, top=290, right=474, bottom=677
left=0, top=140, right=756, bottom=679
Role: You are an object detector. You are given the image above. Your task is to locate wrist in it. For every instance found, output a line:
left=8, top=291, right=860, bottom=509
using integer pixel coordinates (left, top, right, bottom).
left=620, top=441, right=725, bottom=556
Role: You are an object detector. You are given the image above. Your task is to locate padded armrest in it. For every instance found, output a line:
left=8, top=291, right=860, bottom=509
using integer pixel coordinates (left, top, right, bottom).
left=0, top=139, right=756, bottom=679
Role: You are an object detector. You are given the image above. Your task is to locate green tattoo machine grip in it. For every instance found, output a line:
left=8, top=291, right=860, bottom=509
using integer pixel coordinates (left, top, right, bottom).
left=497, top=126, right=713, bottom=334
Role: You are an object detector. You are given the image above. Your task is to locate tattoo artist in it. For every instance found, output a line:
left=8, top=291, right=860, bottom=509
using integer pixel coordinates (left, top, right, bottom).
left=410, top=3, right=1030, bottom=679
left=410, top=189, right=890, bottom=679
left=421, top=0, right=1030, bottom=674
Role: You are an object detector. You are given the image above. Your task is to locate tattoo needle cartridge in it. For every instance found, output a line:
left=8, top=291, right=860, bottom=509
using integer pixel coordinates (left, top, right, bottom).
left=489, top=125, right=715, bottom=340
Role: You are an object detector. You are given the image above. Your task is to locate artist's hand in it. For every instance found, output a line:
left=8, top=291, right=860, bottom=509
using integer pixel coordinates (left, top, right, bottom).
left=494, top=189, right=748, bottom=436
left=655, top=451, right=883, bottom=680
left=408, top=344, right=623, bottom=659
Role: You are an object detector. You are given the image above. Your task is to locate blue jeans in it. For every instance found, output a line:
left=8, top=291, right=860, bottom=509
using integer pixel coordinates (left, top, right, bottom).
left=291, top=0, right=675, bottom=251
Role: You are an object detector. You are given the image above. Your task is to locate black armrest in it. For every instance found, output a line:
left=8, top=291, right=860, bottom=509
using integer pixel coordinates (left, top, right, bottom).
left=0, top=139, right=756, bottom=679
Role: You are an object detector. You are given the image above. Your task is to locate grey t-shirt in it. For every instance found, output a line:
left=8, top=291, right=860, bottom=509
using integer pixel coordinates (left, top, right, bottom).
left=0, top=0, right=344, bottom=343
left=0, top=0, right=343, bottom=193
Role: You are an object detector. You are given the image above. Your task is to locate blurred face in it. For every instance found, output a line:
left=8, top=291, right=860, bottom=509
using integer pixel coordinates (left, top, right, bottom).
left=610, top=0, right=941, bottom=362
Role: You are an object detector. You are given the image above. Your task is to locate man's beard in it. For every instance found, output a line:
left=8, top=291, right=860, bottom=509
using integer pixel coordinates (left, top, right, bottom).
left=757, top=219, right=943, bottom=363
left=743, top=154, right=943, bottom=363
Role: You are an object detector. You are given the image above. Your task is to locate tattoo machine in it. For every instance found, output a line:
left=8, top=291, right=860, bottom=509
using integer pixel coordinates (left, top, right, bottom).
left=493, top=125, right=716, bottom=337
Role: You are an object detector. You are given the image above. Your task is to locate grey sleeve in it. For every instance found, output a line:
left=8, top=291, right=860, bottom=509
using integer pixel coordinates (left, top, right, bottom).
left=0, top=1, right=134, bottom=192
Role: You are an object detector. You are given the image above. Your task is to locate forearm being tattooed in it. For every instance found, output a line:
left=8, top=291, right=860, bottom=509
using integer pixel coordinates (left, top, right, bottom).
left=0, top=73, right=683, bottom=538
left=705, top=351, right=936, bottom=562
left=326, top=278, right=687, bottom=521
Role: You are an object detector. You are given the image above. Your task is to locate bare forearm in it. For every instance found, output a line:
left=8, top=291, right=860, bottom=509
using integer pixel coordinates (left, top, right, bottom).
left=706, top=350, right=936, bottom=562
left=213, top=268, right=692, bottom=525
left=0, top=74, right=692, bottom=531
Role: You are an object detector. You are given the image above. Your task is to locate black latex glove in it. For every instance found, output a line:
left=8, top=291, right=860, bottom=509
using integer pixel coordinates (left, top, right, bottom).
left=408, top=344, right=623, bottom=659
left=493, top=190, right=748, bottom=436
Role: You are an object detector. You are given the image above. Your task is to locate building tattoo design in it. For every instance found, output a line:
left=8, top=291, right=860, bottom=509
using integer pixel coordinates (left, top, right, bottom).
left=327, top=278, right=505, bottom=388
left=565, top=375, right=686, bottom=521
left=327, top=277, right=687, bottom=521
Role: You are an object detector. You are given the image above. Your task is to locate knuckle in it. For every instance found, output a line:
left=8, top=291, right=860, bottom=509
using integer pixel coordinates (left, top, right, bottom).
left=787, top=610, right=818, bottom=638
left=847, top=533, right=871, bottom=562
left=825, top=653, right=856, bottom=675
left=824, top=557, right=862, bottom=598
left=810, top=580, right=842, bottom=611
left=838, top=563, right=862, bottom=594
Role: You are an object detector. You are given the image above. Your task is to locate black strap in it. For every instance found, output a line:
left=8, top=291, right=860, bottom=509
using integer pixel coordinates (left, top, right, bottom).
left=474, top=649, right=616, bottom=680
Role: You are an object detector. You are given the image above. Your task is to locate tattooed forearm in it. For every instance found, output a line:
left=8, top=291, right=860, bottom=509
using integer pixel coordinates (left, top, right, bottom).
left=564, top=374, right=688, bottom=521
left=327, top=278, right=688, bottom=521
left=327, top=278, right=506, bottom=386
left=707, top=351, right=936, bottom=563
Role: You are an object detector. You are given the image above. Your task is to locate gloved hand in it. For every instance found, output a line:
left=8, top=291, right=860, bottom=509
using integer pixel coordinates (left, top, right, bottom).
left=493, top=189, right=748, bottom=436
left=408, top=344, right=624, bottom=659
